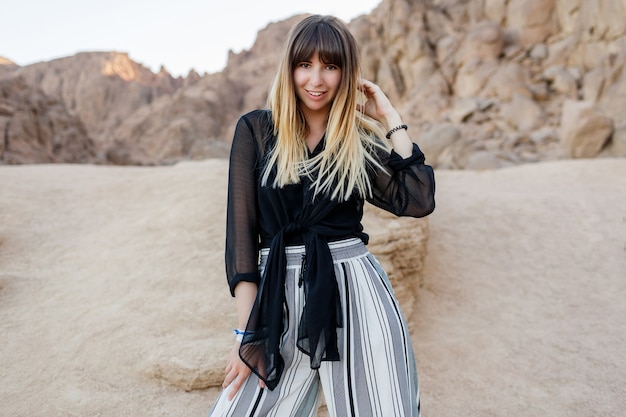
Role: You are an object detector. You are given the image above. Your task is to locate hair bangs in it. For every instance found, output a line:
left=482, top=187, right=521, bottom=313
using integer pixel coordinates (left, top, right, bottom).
left=290, top=22, right=345, bottom=69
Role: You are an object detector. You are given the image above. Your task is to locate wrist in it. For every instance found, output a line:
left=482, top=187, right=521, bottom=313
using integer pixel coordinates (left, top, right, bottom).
left=233, top=328, right=255, bottom=342
left=381, top=111, right=403, bottom=131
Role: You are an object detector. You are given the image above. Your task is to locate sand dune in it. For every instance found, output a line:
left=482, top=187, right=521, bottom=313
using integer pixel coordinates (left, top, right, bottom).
left=1, top=158, right=625, bottom=416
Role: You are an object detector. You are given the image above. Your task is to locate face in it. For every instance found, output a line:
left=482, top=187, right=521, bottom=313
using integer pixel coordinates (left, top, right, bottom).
left=293, top=52, right=342, bottom=118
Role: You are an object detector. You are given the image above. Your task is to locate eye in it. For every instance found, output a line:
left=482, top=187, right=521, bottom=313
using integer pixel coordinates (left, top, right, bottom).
left=298, top=62, right=311, bottom=69
left=326, top=64, right=339, bottom=71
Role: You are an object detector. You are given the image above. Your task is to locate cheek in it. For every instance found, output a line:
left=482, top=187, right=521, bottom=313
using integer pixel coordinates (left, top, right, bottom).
left=330, top=72, right=342, bottom=89
left=293, top=69, right=305, bottom=86
left=329, top=74, right=342, bottom=93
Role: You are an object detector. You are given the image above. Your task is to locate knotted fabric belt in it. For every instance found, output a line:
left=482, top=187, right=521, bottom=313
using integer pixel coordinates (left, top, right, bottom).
left=239, top=204, right=355, bottom=390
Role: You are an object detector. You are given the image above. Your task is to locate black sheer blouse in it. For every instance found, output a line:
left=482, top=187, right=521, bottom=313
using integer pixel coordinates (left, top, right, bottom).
left=226, top=109, right=435, bottom=294
left=225, top=109, right=435, bottom=390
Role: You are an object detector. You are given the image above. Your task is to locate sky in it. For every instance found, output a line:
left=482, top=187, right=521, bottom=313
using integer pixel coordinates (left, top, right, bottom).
left=2, top=0, right=381, bottom=77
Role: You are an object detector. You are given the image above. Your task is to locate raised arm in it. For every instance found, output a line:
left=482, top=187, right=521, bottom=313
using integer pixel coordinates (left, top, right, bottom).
left=359, top=80, right=435, bottom=217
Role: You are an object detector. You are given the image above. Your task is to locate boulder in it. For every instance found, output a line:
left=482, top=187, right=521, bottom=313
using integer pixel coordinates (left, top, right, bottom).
left=448, top=97, right=480, bottom=123
left=577, top=0, right=626, bottom=43
left=530, top=127, right=560, bottom=145
left=596, top=52, right=626, bottom=127
left=555, top=0, right=584, bottom=34
left=484, top=0, right=507, bottom=24
left=545, top=35, right=579, bottom=67
left=362, top=204, right=430, bottom=320
left=455, top=58, right=499, bottom=98
left=583, top=66, right=608, bottom=102
left=436, top=35, right=460, bottom=84
left=500, top=93, right=546, bottom=132
left=560, top=100, right=614, bottom=158
left=417, top=124, right=462, bottom=167
left=543, top=65, right=579, bottom=98
left=529, top=43, right=549, bottom=61
left=506, top=0, right=558, bottom=45
left=602, top=123, right=626, bottom=157
left=482, top=62, right=533, bottom=100
left=456, top=21, right=505, bottom=64
left=145, top=342, right=229, bottom=391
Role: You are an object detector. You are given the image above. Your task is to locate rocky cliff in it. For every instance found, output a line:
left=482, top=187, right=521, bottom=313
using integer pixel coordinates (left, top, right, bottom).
left=0, top=75, right=97, bottom=164
left=106, top=15, right=306, bottom=164
left=12, top=51, right=189, bottom=164
left=0, top=56, right=18, bottom=74
left=1, top=0, right=625, bottom=165
left=351, top=0, right=626, bottom=168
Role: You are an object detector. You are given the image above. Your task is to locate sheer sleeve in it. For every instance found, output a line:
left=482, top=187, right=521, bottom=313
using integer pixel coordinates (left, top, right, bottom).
left=225, top=113, right=262, bottom=296
left=367, top=143, right=436, bottom=217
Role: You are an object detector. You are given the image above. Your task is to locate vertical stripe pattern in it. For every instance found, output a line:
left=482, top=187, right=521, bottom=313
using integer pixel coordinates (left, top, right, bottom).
left=208, top=238, right=420, bottom=417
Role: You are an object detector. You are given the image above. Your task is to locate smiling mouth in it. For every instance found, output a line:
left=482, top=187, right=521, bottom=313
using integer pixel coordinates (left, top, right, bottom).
left=307, top=90, right=326, bottom=97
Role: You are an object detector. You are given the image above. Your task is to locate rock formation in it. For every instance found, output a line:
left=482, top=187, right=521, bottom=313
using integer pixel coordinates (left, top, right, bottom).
left=0, top=75, right=97, bottom=164
left=362, top=204, right=429, bottom=320
left=1, top=0, right=626, bottom=166
left=349, top=0, right=626, bottom=168
left=107, top=15, right=304, bottom=163
left=0, top=56, right=18, bottom=75
left=14, top=52, right=187, bottom=163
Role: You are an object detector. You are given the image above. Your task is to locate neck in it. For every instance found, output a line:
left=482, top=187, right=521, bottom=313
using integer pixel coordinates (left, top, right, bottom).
left=304, top=116, right=328, bottom=152
left=302, top=109, right=329, bottom=139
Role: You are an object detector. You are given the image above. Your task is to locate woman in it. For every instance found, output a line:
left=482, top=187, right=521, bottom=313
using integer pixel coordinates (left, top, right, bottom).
left=209, top=14, right=435, bottom=417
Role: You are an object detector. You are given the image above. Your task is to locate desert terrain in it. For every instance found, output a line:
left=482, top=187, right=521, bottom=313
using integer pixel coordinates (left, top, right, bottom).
left=1, top=157, right=624, bottom=416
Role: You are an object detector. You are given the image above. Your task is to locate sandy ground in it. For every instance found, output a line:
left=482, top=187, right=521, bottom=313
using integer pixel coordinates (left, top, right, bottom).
left=414, top=159, right=626, bottom=416
left=1, top=158, right=625, bottom=416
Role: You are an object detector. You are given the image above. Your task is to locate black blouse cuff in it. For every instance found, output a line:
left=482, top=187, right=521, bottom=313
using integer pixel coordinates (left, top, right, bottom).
left=388, top=143, right=426, bottom=171
left=229, top=272, right=260, bottom=297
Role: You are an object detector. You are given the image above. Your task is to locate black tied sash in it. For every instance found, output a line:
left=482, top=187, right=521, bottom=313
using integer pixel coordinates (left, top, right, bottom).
left=238, top=197, right=354, bottom=390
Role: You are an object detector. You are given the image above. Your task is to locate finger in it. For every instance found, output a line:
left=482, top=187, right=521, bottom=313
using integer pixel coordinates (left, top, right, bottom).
left=228, top=373, right=247, bottom=401
left=360, top=78, right=378, bottom=91
left=222, top=368, right=235, bottom=388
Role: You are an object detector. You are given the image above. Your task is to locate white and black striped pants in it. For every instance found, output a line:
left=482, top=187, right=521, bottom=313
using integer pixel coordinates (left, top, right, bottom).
left=209, top=238, right=421, bottom=417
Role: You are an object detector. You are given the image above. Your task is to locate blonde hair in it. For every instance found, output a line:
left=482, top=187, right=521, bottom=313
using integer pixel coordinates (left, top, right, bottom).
left=263, top=15, right=389, bottom=201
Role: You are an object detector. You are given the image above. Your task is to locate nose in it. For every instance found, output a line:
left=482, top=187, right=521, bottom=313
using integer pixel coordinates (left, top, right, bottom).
left=310, top=68, right=323, bottom=87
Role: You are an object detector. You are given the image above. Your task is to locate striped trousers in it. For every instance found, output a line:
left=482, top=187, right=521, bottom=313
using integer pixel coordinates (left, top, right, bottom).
left=208, top=238, right=421, bottom=417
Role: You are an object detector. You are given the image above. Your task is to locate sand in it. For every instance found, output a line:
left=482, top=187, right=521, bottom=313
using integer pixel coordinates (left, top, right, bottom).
left=1, top=158, right=625, bottom=416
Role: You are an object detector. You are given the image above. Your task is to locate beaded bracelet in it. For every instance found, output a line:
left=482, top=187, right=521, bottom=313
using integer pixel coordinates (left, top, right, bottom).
left=385, top=124, right=408, bottom=139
